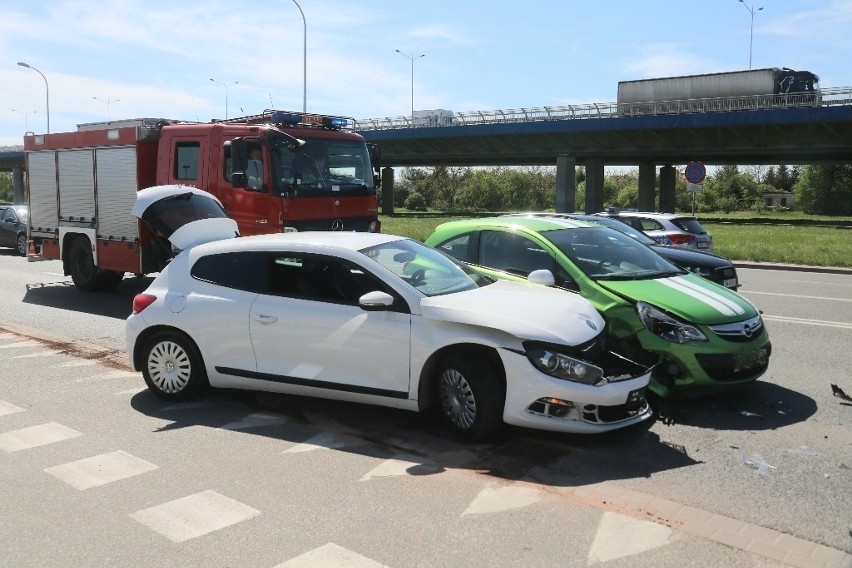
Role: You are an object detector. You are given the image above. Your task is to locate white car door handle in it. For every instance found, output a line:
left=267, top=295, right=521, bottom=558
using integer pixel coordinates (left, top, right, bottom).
left=253, top=314, right=278, bottom=324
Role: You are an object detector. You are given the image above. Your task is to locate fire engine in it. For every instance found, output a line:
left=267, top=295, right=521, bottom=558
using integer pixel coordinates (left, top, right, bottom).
left=24, top=110, right=381, bottom=291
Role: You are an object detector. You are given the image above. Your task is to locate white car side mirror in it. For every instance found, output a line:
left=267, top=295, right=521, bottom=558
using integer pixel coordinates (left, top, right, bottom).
left=528, top=269, right=556, bottom=287
left=359, top=290, right=395, bottom=311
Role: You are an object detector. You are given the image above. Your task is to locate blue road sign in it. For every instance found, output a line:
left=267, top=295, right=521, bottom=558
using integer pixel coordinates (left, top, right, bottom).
left=685, top=161, right=706, bottom=184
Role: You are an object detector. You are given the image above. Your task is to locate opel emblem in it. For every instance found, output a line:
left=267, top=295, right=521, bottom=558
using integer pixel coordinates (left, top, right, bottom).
left=741, top=322, right=759, bottom=338
left=331, top=219, right=343, bottom=231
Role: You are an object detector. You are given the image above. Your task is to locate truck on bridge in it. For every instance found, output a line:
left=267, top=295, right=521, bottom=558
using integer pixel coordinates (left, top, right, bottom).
left=24, top=110, right=381, bottom=291
left=617, top=67, right=820, bottom=115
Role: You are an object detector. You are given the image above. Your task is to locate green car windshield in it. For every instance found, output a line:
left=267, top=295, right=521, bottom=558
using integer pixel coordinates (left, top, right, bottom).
left=545, top=227, right=683, bottom=281
left=361, top=239, right=493, bottom=296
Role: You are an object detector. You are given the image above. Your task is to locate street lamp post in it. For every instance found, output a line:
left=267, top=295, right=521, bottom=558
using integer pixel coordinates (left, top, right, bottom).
left=12, top=109, right=37, bottom=131
left=209, top=78, right=238, bottom=119
left=92, top=97, right=120, bottom=123
left=395, top=50, right=425, bottom=124
left=738, top=0, right=763, bottom=69
left=17, top=61, right=50, bottom=133
left=291, top=0, right=307, bottom=113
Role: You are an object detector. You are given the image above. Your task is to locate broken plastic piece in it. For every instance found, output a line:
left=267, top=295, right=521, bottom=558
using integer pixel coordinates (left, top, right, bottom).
left=739, top=410, right=764, bottom=418
left=741, top=455, right=776, bottom=475
left=831, top=383, right=852, bottom=403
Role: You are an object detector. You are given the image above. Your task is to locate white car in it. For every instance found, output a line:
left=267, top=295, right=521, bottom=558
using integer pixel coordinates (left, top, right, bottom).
left=126, top=185, right=653, bottom=440
left=597, top=211, right=713, bottom=251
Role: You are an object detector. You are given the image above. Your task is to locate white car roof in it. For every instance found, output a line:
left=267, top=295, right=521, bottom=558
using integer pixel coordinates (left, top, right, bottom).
left=189, top=231, right=407, bottom=257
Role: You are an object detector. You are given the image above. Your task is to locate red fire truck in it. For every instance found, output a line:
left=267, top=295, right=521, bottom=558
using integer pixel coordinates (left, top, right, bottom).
left=24, top=110, right=381, bottom=291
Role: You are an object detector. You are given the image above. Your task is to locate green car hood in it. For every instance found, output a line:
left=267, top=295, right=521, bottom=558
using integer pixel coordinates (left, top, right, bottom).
left=596, top=273, right=758, bottom=324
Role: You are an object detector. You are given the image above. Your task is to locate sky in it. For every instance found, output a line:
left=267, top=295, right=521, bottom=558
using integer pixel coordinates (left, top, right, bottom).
left=2, top=0, right=851, bottom=147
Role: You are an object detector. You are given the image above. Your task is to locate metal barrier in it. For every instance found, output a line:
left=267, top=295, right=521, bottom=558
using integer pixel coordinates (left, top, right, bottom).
left=352, top=87, right=852, bottom=131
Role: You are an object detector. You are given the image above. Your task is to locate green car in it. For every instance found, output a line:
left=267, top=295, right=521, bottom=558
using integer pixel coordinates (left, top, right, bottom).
left=426, top=215, right=771, bottom=399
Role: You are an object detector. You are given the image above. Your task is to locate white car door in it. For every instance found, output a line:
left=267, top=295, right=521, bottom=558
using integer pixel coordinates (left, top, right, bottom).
left=248, top=253, right=412, bottom=399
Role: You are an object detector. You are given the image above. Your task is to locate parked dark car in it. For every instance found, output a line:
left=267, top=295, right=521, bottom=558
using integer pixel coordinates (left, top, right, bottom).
left=0, top=205, right=28, bottom=256
left=510, top=213, right=739, bottom=290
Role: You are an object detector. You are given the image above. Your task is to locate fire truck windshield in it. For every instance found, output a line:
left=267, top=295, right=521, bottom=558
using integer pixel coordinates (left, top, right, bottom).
left=269, top=137, right=375, bottom=196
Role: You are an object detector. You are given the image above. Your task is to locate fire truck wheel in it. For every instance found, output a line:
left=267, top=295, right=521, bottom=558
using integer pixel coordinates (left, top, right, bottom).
left=141, top=330, right=208, bottom=400
left=68, top=237, right=100, bottom=291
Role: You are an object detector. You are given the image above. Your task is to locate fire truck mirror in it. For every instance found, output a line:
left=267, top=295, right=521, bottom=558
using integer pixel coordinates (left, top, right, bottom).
left=230, top=172, right=248, bottom=188
left=368, top=143, right=381, bottom=170
left=230, top=138, right=249, bottom=172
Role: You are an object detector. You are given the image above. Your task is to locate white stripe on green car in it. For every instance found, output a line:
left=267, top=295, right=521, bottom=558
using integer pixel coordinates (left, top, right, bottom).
left=658, top=277, right=746, bottom=317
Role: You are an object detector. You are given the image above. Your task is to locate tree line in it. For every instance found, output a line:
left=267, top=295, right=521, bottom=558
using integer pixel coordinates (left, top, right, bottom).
left=386, top=164, right=852, bottom=215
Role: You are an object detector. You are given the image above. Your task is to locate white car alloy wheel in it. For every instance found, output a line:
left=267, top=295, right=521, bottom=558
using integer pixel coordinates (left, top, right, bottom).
left=436, top=354, right=504, bottom=441
left=142, top=331, right=207, bottom=400
left=439, top=368, right=477, bottom=430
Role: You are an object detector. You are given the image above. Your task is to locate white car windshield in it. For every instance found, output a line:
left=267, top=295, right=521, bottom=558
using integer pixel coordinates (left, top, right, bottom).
left=361, top=239, right=492, bottom=296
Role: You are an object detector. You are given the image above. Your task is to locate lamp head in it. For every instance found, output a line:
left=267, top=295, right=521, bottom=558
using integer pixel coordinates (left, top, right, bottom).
left=17, top=61, right=31, bottom=68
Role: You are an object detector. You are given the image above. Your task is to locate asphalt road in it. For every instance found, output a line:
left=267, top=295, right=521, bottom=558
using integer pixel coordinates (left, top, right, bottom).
left=0, top=249, right=850, bottom=567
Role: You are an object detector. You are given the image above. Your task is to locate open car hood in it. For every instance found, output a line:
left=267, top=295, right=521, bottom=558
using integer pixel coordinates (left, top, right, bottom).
left=132, top=185, right=239, bottom=252
left=420, top=279, right=605, bottom=346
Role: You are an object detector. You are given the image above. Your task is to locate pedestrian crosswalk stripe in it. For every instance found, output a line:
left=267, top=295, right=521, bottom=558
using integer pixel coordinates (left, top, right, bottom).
left=462, top=484, right=541, bottom=516
left=129, top=490, right=260, bottom=542
left=359, top=453, right=444, bottom=481
left=0, top=422, right=83, bottom=452
left=44, top=450, right=159, bottom=490
left=284, top=432, right=350, bottom=453
left=273, top=542, right=388, bottom=567
left=587, top=512, right=673, bottom=563
left=0, top=400, right=26, bottom=417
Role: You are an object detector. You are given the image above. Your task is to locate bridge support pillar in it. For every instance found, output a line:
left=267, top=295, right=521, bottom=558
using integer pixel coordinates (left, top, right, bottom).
left=659, top=165, right=676, bottom=213
left=12, top=167, right=25, bottom=205
left=555, top=155, right=576, bottom=213
left=638, top=163, right=656, bottom=211
left=381, top=167, right=395, bottom=215
left=584, top=159, right=605, bottom=213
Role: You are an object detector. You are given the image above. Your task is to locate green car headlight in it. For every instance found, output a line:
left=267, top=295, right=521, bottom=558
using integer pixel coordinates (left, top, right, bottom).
left=636, top=301, right=707, bottom=344
left=526, top=346, right=607, bottom=386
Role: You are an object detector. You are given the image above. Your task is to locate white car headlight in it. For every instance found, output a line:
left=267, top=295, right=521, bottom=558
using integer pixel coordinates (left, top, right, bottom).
left=636, top=301, right=707, bottom=344
left=526, top=346, right=607, bottom=386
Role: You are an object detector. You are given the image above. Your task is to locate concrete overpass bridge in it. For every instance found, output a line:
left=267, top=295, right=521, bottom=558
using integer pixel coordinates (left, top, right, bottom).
left=354, top=87, right=852, bottom=213
left=4, top=87, right=852, bottom=213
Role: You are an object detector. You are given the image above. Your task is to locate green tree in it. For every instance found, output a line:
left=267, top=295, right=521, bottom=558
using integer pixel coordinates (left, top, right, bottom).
left=0, top=172, right=13, bottom=203
left=793, top=165, right=852, bottom=215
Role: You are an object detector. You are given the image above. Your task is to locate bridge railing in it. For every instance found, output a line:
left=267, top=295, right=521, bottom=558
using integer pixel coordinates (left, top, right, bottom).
left=352, top=87, right=852, bottom=130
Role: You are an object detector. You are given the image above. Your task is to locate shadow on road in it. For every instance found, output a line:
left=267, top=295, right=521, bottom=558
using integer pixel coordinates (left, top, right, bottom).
left=21, top=276, right=154, bottom=320
left=129, top=386, right=701, bottom=488
left=649, top=380, right=817, bottom=431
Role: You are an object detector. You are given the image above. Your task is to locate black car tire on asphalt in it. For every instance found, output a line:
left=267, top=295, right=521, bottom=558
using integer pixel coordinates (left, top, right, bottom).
left=141, top=330, right=208, bottom=401
left=437, top=353, right=504, bottom=441
left=16, top=233, right=27, bottom=256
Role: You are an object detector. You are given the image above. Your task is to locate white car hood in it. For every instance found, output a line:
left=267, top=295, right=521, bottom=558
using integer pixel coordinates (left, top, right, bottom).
left=420, top=280, right=604, bottom=346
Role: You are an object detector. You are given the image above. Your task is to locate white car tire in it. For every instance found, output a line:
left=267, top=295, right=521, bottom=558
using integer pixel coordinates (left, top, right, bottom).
left=141, top=330, right=208, bottom=400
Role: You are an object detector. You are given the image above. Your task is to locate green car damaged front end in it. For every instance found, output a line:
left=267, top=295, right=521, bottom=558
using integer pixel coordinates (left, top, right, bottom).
left=599, top=274, right=771, bottom=399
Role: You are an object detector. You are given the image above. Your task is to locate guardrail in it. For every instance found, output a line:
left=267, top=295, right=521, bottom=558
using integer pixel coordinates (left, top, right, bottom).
left=352, top=87, right=852, bottom=131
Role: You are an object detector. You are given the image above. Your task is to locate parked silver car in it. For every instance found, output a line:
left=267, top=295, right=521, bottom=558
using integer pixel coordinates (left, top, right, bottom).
left=597, top=211, right=713, bottom=252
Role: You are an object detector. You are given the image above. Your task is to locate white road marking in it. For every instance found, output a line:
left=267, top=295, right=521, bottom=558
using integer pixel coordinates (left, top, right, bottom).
left=273, top=542, right=388, bottom=568
left=0, top=422, right=83, bottom=452
left=59, top=359, right=99, bottom=368
left=221, top=412, right=289, bottom=430
left=12, top=350, right=61, bottom=359
left=0, top=400, right=26, bottom=417
left=360, top=453, right=443, bottom=481
left=75, top=370, right=140, bottom=383
left=762, top=314, right=852, bottom=330
left=744, top=290, right=852, bottom=302
left=461, top=484, right=541, bottom=516
left=44, top=450, right=159, bottom=490
left=284, top=432, right=350, bottom=454
left=129, top=490, right=260, bottom=542
left=587, top=512, right=673, bottom=564
left=0, top=340, right=41, bottom=350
